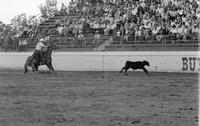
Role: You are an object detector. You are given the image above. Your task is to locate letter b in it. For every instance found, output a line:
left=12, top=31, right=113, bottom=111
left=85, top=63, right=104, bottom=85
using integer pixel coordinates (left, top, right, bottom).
left=182, top=57, right=188, bottom=71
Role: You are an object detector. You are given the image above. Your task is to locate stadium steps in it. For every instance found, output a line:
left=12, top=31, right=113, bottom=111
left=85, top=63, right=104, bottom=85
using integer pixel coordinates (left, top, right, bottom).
left=39, top=12, right=68, bottom=29
left=39, top=12, right=82, bottom=32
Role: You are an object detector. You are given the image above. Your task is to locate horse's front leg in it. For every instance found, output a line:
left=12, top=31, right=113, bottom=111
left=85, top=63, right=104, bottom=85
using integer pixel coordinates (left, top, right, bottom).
left=48, top=62, right=56, bottom=74
left=34, top=65, right=39, bottom=74
left=46, top=64, right=52, bottom=73
left=51, top=64, right=56, bottom=73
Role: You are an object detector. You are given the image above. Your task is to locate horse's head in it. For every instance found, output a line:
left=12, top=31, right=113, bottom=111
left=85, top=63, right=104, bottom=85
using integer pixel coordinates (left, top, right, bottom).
left=47, top=42, right=60, bottom=51
left=143, top=60, right=150, bottom=66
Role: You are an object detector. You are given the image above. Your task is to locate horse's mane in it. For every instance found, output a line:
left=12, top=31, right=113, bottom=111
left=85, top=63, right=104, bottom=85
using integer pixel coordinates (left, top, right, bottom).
left=45, top=44, right=54, bottom=52
left=42, top=44, right=54, bottom=58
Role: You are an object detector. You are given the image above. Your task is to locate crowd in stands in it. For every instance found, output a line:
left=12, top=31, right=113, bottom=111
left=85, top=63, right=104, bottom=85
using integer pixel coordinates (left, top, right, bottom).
left=15, top=0, right=200, bottom=48
left=48, top=0, right=199, bottom=42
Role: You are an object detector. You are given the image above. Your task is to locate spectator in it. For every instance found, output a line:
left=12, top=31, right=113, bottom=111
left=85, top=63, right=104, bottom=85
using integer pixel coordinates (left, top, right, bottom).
left=57, top=25, right=64, bottom=37
left=18, top=38, right=27, bottom=52
left=0, top=35, right=3, bottom=47
left=60, top=3, right=67, bottom=13
left=3, top=35, right=12, bottom=51
left=177, top=24, right=183, bottom=40
left=93, top=31, right=101, bottom=46
left=192, top=25, right=200, bottom=39
left=135, top=27, right=142, bottom=41
left=181, top=24, right=188, bottom=41
left=21, top=25, right=29, bottom=38
left=77, top=31, right=84, bottom=47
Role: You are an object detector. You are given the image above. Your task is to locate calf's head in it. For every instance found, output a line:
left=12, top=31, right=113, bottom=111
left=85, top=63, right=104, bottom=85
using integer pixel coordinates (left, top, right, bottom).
left=143, top=60, right=150, bottom=66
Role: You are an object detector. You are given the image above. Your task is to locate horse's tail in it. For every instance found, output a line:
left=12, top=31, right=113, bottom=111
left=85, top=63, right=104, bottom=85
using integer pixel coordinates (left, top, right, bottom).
left=24, top=57, right=30, bottom=73
left=24, top=63, right=28, bottom=73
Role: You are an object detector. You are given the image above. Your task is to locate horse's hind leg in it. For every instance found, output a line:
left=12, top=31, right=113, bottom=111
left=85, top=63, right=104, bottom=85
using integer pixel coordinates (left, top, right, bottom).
left=46, top=64, right=53, bottom=73
left=34, top=65, right=39, bottom=74
left=24, top=64, right=28, bottom=73
left=30, top=63, right=35, bottom=73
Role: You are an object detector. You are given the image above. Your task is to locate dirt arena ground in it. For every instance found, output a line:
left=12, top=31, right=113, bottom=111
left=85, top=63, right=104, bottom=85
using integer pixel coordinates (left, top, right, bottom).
left=0, top=69, right=199, bottom=126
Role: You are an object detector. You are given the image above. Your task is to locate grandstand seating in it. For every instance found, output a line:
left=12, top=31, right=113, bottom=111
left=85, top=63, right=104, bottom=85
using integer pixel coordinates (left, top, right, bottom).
left=11, top=0, right=200, bottom=52
left=39, top=13, right=66, bottom=29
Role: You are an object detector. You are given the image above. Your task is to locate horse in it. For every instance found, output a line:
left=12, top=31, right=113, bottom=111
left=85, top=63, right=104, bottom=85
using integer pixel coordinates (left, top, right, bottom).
left=24, top=43, right=60, bottom=73
left=119, top=60, right=150, bottom=76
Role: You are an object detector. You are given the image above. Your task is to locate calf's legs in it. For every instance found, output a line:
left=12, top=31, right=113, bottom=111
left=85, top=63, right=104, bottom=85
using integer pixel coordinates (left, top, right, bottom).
left=119, top=67, right=125, bottom=73
left=119, top=67, right=129, bottom=76
left=143, top=68, right=148, bottom=75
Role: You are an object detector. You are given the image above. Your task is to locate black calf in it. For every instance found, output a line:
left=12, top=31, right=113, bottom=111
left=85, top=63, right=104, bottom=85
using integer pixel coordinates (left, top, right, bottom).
left=119, top=60, right=150, bottom=75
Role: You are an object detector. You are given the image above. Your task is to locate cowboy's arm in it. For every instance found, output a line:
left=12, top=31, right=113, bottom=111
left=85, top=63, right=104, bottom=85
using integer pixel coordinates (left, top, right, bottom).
left=40, top=42, right=47, bottom=51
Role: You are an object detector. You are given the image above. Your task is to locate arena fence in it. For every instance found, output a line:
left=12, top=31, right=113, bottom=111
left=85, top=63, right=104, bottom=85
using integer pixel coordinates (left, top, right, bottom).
left=0, top=51, right=199, bottom=73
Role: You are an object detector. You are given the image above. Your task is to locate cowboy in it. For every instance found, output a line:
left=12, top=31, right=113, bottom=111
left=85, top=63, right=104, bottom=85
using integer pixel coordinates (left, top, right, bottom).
left=31, top=38, right=47, bottom=63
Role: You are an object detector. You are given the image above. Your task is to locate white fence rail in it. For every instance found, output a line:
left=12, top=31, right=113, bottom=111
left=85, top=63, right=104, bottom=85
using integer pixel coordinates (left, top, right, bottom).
left=0, top=51, right=199, bottom=73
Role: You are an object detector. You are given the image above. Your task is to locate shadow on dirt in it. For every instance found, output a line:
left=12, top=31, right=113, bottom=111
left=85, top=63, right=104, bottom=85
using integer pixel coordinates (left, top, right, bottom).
left=38, top=71, right=57, bottom=74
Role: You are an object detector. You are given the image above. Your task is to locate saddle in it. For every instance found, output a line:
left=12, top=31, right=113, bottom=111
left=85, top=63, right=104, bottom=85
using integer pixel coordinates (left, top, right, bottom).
left=31, top=51, right=43, bottom=65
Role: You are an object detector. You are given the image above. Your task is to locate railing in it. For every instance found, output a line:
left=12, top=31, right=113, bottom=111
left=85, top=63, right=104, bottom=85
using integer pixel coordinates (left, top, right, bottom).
left=48, top=34, right=200, bottom=51
left=53, top=35, right=111, bottom=48
left=107, top=34, right=199, bottom=51
left=2, top=34, right=199, bottom=52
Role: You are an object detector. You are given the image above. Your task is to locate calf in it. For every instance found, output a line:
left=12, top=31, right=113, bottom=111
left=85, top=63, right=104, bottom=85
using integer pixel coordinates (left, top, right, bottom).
left=119, top=60, right=150, bottom=75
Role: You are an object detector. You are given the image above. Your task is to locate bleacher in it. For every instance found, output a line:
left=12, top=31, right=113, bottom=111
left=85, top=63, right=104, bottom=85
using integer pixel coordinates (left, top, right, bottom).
left=15, top=0, right=200, bottom=52
left=39, top=12, right=67, bottom=29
